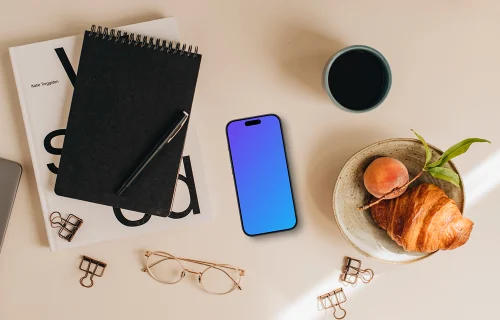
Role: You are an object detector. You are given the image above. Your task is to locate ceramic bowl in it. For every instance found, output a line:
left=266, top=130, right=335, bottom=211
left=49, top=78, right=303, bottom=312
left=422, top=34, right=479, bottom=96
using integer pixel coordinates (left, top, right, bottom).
left=332, top=138, right=465, bottom=264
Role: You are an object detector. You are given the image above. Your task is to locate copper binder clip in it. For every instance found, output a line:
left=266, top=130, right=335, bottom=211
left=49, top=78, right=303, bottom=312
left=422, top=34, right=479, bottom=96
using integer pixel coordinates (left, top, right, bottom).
left=318, top=288, right=347, bottom=319
left=79, top=256, right=107, bottom=288
left=339, top=256, right=374, bottom=286
left=50, top=211, right=83, bottom=242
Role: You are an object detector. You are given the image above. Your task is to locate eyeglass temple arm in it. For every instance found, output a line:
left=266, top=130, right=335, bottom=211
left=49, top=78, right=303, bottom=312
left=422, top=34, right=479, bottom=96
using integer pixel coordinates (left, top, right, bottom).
left=142, top=253, right=201, bottom=273
left=145, top=252, right=243, bottom=273
left=179, top=257, right=245, bottom=274
left=142, top=257, right=237, bottom=276
left=142, top=257, right=171, bottom=272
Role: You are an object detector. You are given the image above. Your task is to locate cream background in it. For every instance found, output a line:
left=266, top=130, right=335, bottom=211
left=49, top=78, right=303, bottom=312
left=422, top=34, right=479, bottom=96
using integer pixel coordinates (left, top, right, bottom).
left=1, top=1, right=499, bottom=319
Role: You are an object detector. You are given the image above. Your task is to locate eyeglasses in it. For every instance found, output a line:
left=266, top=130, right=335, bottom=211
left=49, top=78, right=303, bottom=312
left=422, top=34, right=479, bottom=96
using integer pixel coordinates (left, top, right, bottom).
left=142, top=251, right=245, bottom=295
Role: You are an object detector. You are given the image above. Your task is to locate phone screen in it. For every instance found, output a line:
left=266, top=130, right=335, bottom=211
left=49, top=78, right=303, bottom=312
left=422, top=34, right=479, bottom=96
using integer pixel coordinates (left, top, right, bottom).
left=226, top=114, right=297, bottom=236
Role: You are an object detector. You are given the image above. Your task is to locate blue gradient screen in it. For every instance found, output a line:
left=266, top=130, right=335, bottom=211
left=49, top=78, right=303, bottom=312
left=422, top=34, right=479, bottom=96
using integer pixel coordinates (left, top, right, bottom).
left=226, top=115, right=297, bottom=236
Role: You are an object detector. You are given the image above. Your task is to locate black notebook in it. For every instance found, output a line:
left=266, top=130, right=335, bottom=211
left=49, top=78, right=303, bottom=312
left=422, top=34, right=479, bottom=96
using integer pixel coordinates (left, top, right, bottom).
left=55, top=25, right=202, bottom=217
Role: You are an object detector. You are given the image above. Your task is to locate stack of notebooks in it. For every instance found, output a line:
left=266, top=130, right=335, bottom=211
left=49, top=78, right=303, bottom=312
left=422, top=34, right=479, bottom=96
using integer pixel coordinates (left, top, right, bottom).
left=9, top=18, right=213, bottom=251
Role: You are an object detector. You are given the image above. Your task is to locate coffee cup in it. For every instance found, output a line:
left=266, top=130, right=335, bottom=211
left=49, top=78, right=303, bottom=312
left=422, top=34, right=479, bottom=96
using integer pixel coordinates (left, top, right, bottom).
left=323, top=45, right=391, bottom=113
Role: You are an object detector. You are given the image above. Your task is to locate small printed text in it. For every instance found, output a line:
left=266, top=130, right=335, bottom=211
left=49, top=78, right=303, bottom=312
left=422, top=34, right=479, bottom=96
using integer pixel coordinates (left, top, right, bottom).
left=31, top=80, right=59, bottom=88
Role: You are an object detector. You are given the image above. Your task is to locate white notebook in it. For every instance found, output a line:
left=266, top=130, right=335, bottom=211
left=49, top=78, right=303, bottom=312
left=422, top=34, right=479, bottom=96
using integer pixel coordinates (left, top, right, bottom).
left=9, top=18, right=213, bottom=251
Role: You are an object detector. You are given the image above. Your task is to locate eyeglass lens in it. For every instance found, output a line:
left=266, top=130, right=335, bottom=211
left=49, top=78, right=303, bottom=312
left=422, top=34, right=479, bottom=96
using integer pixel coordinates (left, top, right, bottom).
left=148, top=254, right=184, bottom=283
left=200, top=266, right=240, bottom=294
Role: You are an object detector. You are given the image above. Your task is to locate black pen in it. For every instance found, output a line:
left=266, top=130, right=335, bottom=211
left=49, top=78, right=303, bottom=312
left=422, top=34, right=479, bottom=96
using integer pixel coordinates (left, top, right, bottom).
left=117, top=111, right=189, bottom=196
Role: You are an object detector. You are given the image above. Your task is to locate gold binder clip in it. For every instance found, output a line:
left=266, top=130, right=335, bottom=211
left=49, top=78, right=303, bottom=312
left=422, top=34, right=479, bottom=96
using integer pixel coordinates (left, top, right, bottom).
left=50, top=211, right=83, bottom=242
left=79, top=256, right=107, bottom=288
left=318, top=288, right=347, bottom=319
left=339, top=256, right=374, bottom=286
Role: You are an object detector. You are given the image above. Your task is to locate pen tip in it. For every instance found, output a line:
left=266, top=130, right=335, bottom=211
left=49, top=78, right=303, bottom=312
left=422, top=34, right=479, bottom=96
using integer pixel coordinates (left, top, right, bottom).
left=117, top=186, right=125, bottom=196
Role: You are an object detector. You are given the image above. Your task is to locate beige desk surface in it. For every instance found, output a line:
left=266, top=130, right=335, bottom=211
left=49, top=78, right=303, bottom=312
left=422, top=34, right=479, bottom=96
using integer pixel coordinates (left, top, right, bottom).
left=1, top=1, right=500, bottom=319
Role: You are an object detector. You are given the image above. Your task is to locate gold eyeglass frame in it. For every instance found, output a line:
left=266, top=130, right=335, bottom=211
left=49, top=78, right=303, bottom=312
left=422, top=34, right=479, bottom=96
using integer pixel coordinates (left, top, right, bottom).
left=142, top=251, right=245, bottom=295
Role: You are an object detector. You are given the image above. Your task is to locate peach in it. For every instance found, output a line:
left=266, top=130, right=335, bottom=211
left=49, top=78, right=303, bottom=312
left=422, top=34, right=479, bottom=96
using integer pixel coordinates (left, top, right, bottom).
left=363, top=157, right=409, bottom=199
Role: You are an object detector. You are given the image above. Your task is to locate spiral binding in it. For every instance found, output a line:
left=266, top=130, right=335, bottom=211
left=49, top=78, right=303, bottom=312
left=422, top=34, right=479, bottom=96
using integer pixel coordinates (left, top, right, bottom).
left=88, top=25, right=199, bottom=58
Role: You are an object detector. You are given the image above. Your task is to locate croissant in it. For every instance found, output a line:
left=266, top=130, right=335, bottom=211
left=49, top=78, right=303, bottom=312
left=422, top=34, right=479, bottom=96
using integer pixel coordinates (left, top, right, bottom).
left=370, top=183, right=473, bottom=253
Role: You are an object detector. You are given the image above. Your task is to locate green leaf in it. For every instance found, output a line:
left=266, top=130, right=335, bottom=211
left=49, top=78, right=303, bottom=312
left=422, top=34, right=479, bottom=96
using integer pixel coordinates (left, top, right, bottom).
left=427, top=138, right=491, bottom=168
left=412, top=130, right=432, bottom=167
left=427, top=167, right=461, bottom=188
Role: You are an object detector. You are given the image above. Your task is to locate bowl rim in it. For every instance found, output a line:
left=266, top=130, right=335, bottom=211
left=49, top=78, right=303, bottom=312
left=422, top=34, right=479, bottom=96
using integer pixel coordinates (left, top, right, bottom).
left=332, top=137, right=465, bottom=264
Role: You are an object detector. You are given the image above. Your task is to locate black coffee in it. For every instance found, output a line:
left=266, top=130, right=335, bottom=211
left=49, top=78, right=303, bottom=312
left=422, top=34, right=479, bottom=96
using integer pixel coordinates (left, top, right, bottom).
left=328, top=49, right=389, bottom=111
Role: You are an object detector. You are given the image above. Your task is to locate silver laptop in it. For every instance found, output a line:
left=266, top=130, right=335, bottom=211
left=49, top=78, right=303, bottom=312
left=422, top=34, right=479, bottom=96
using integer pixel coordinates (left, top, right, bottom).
left=0, top=158, right=22, bottom=253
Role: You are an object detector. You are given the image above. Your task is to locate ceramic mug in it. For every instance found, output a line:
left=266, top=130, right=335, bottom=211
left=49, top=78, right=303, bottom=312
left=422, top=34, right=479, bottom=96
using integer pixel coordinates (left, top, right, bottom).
left=323, top=45, right=392, bottom=113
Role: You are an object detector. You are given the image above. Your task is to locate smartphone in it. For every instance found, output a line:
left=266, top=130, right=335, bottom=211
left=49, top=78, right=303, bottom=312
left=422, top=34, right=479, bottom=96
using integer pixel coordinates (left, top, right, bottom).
left=226, top=114, right=297, bottom=236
